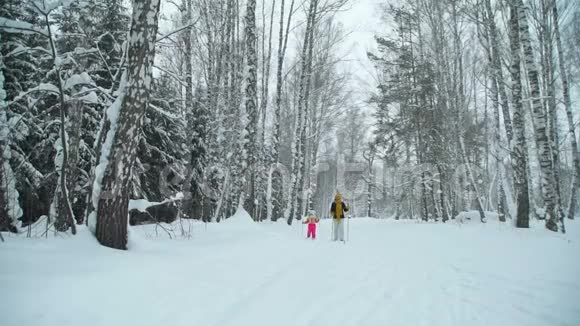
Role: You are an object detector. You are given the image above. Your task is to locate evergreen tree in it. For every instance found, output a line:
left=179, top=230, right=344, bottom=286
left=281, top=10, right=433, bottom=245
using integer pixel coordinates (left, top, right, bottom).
left=138, top=74, right=187, bottom=203
left=0, top=32, right=23, bottom=232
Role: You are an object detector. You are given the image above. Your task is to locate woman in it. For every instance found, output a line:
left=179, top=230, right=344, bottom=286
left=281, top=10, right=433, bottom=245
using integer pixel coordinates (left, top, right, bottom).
left=330, top=192, right=349, bottom=241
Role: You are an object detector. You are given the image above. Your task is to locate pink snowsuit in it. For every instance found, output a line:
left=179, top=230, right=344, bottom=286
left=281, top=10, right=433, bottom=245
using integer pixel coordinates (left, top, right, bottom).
left=304, top=216, right=319, bottom=239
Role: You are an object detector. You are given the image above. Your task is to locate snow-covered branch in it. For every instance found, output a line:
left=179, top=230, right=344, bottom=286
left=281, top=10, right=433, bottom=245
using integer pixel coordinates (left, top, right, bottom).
left=129, top=193, right=185, bottom=213
left=156, top=18, right=201, bottom=43
left=0, top=17, right=48, bottom=37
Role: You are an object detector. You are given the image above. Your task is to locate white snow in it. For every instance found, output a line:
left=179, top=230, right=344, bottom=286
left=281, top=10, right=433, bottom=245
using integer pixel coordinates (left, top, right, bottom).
left=456, top=210, right=499, bottom=223
left=1, top=218, right=579, bottom=326
left=8, top=115, right=29, bottom=141
left=1, top=146, right=23, bottom=223
left=128, top=192, right=184, bottom=212
left=221, top=206, right=257, bottom=229
left=72, top=47, right=99, bottom=56
left=149, top=103, right=179, bottom=120
left=64, top=72, right=94, bottom=90
left=78, top=92, right=99, bottom=104
left=128, top=199, right=159, bottom=212
left=89, top=74, right=127, bottom=231
left=0, top=17, right=48, bottom=36
left=5, top=45, right=52, bottom=58
left=14, top=83, right=60, bottom=102
left=32, top=83, right=60, bottom=94
left=31, top=0, right=76, bottom=15
left=0, top=47, right=23, bottom=222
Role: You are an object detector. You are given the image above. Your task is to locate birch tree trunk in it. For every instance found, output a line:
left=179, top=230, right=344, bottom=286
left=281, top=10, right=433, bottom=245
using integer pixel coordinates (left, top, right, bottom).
left=273, top=0, right=295, bottom=162
left=297, top=0, right=318, bottom=219
left=509, top=3, right=530, bottom=228
left=490, top=65, right=506, bottom=222
left=256, top=0, right=276, bottom=221
left=516, top=0, right=560, bottom=232
left=229, top=0, right=245, bottom=216
left=541, top=0, right=565, bottom=232
left=260, top=0, right=275, bottom=148
left=552, top=1, right=579, bottom=220
left=96, top=0, right=161, bottom=249
left=242, top=0, right=258, bottom=217
left=220, top=0, right=235, bottom=219
left=269, top=0, right=295, bottom=221
left=485, top=0, right=513, bottom=143
left=285, top=0, right=316, bottom=225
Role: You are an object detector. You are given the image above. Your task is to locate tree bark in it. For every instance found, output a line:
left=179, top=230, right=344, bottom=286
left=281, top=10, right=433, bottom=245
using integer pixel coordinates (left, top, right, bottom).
left=285, top=0, right=316, bottom=225
left=43, top=10, right=76, bottom=234
left=516, top=0, right=560, bottom=232
left=490, top=64, right=506, bottom=222
left=96, top=0, right=161, bottom=249
left=485, top=0, right=513, bottom=143
left=552, top=1, right=579, bottom=220
left=60, top=100, right=83, bottom=225
left=509, top=3, right=530, bottom=228
left=242, top=0, right=258, bottom=217
left=297, top=0, right=318, bottom=219
left=539, top=0, right=565, bottom=233
left=273, top=0, right=295, bottom=162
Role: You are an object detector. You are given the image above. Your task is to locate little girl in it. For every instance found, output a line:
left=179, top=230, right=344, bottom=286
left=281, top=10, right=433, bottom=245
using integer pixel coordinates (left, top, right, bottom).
left=303, top=210, right=320, bottom=239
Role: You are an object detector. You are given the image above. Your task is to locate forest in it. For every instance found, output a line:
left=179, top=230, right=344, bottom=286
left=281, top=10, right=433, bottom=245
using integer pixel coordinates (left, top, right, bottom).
left=0, top=0, right=579, bottom=249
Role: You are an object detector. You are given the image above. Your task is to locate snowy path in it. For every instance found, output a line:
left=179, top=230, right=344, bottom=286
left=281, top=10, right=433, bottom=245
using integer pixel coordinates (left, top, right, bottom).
left=1, top=218, right=579, bottom=326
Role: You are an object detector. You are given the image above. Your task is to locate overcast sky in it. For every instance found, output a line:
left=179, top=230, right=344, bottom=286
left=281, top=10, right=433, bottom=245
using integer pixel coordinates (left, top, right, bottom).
left=334, top=0, right=383, bottom=106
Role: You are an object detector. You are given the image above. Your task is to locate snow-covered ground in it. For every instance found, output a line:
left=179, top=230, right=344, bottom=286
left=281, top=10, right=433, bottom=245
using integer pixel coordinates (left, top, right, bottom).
left=1, top=213, right=580, bottom=326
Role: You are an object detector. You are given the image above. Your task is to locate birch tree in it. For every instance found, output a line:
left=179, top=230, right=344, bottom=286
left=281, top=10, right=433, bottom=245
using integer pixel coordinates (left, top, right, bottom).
left=552, top=0, right=579, bottom=220
left=516, top=0, right=561, bottom=232
left=509, top=1, right=530, bottom=228
left=269, top=0, right=296, bottom=221
left=236, top=0, right=259, bottom=217
left=94, top=0, right=161, bottom=249
left=285, top=0, right=318, bottom=225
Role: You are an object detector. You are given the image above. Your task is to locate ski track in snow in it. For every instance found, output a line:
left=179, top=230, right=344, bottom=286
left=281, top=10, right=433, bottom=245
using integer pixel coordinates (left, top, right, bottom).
left=1, top=218, right=580, bottom=326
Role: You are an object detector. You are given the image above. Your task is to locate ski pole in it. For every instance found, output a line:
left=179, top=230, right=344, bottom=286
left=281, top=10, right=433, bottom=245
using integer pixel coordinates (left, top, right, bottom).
left=330, top=214, right=334, bottom=241
left=346, top=215, right=349, bottom=242
left=348, top=202, right=352, bottom=242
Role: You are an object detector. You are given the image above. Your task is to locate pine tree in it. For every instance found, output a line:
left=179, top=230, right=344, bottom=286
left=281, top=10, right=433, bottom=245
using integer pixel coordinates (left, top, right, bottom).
left=0, top=0, right=44, bottom=102
left=0, top=32, right=23, bottom=233
left=138, top=75, right=187, bottom=203
left=180, top=0, right=209, bottom=220
left=0, top=0, right=50, bottom=227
